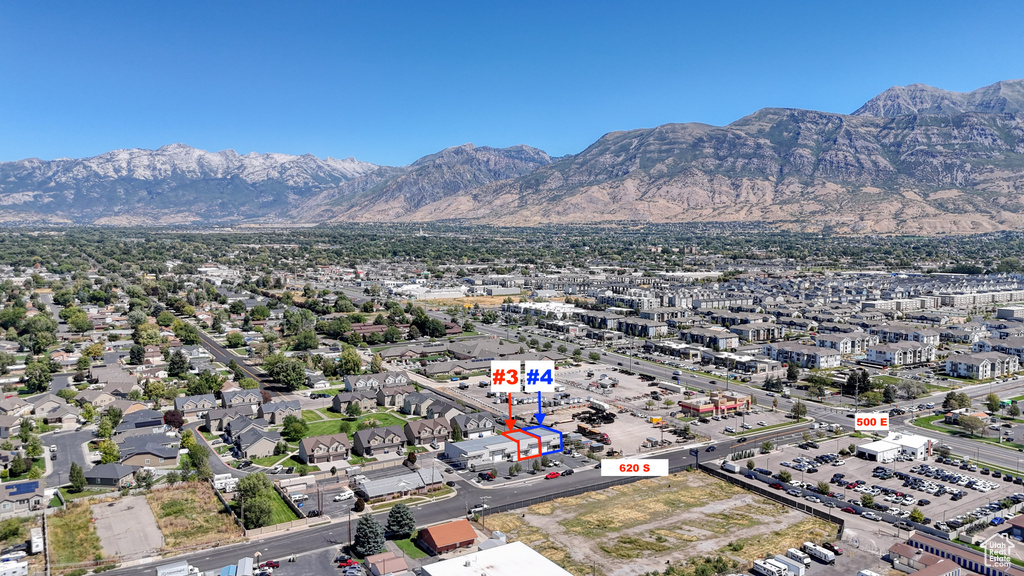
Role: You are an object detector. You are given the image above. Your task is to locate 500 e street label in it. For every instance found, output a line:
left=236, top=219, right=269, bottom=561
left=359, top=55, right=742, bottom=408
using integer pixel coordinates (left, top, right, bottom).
left=854, top=413, right=889, bottom=432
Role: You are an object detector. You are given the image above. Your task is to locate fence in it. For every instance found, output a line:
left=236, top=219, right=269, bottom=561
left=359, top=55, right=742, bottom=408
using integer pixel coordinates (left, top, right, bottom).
left=699, top=463, right=847, bottom=538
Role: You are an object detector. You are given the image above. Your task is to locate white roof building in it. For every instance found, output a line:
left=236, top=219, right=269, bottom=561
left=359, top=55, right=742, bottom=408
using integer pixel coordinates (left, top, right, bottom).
left=421, top=541, right=572, bottom=576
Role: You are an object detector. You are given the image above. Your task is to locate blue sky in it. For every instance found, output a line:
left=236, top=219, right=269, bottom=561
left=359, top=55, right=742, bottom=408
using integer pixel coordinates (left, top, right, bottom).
left=2, top=1, right=1023, bottom=166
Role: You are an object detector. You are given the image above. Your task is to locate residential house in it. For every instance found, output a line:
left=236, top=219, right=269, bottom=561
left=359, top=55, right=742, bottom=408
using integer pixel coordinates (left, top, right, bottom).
left=174, top=394, right=217, bottom=418
left=105, top=399, right=146, bottom=416
left=425, top=401, right=463, bottom=422
left=117, top=434, right=179, bottom=468
left=974, top=337, right=1024, bottom=362
left=105, top=381, right=144, bottom=399
left=304, top=369, right=330, bottom=389
left=224, top=415, right=270, bottom=440
left=84, top=463, right=136, bottom=488
left=74, top=390, right=115, bottom=411
left=332, top=391, right=376, bottom=415
left=0, top=397, right=32, bottom=418
left=179, top=345, right=212, bottom=359
left=257, top=400, right=300, bottom=424
left=0, top=481, right=44, bottom=520
left=352, top=425, right=407, bottom=457
left=449, top=413, right=495, bottom=440
left=204, top=407, right=249, bottom=433
left=417, top=518, right=477, bottom=556
left=38, top=404, right=80, bottom=428
left=404, top=417, right=451, bottom=446
left=89, top=365, right=136, bottom=387
left=0, top=415, right=21, bottom=439
left=343, top=371, right=413, bottom=392
left=402, top=392, right=435, bottom=416
left=298, top=434, right=351, bottom=464
left=30, top=394, right=64, bottom=416
left=814, top=333, right=879, bottom=355
left=234, top=428, right=281, bottom=459
left=113, top=409, right=165, bottom=435
left=221, top=389, right=261, bottom=410
left=376, top=385, right=415, bottom=408
left=679, top=328, right=740, bottom=350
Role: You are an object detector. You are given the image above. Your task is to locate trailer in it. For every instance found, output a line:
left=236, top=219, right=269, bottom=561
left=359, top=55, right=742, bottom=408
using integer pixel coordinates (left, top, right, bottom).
left=752, top=559, right=787, bottom=576
left=212, top=473, right=233, bottom=490
left=786, top=548, right=811, bottom=567
left=721, top=461, right=742, bottom=473
left=589, top=399, right=610, bottom=412
left=773, top=554, right=806, bottom=576
left=802, top=542, right=835, bottom=564
left=658, top=381, right=684, bottom=393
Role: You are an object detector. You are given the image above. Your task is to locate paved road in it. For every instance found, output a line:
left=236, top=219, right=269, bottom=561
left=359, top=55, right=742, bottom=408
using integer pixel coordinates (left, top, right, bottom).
left=43, top=428, right=93, bottom=487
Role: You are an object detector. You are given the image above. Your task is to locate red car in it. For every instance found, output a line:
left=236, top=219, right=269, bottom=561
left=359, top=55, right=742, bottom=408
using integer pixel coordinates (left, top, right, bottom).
left=841, top=506, right=857, bottom=514
left=260, top=561, right=280, bottom=569
left=545, top=472, right=561, bottom=479
left=822, top=542, right=844, bottom=555
left=769, top=482, right=783, bottom=490
left=338, top=559, right=359, bottom=567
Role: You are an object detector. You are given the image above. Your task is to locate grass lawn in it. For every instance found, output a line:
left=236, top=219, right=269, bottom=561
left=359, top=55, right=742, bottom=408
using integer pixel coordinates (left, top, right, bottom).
left=251, top=454, right=288, bottom=467
left=59, top=487, right=114, bottom=501
left=393, top=535, right=428, bottom=559
left=348, top=455, right=378, bottom=465
left=301, top=410, right=325, bottom=422
left=305, top=419, right=347, bottom=437
left=354, top=411, right=408, bottom=428
left=316, top=407, right=346, bottom=419
left=147, top=481, right=242, bottom=548
left=871, top=375, right=901, bottom=386
left=266, top=492, right=299, bottom=525
left=48, top=502, right=104, bottom=567
left=913, top=414, right=1024, bottom=451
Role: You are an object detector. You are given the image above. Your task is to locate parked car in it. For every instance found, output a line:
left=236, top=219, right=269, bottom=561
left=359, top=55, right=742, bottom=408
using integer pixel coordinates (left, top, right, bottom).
left=259, top=561, right=280, bottom=569
left=841, top=506, right=856, bottom=513
left=822, top=542, right=844, bottom=555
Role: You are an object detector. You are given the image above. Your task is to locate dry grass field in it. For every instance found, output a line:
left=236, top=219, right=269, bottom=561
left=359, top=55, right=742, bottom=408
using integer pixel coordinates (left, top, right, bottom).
left=47, top=502, right=104, bottom=573
left=146, top=481, right=243, bottom=550
left=484, top=470, right=837, bottom=576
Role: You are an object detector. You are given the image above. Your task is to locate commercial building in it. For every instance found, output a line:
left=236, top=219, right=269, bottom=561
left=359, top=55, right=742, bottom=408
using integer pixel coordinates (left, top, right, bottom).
left=420, top=541, right=573, bottom=576
left=442, top=428, right=562, bottom=470
left=417, top=519, right=477, bottom=555
left=675, top=391, right=751, bottom=417
left=856, top=432, right=933, bottom=461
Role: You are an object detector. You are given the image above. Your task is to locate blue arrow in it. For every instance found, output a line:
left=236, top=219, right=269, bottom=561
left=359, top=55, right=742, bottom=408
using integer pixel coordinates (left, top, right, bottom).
left=534, top=390, right=546, bottom=425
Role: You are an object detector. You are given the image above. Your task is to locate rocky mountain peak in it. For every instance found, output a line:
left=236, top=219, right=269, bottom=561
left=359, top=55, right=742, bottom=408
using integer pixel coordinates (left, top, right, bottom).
left=854, top=79, right=1024, bottom=117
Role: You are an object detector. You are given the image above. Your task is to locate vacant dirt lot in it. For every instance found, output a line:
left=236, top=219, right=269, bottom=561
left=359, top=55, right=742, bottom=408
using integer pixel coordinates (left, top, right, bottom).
left=484, top=470, right=837, bottom=576
left=92, top=495, right=163, bottom=560
left=146, top=481, right=243, bottom=550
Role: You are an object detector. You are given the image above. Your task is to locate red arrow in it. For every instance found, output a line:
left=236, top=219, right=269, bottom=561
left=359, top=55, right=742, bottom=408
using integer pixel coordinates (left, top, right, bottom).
left=504, top=393, right=516, bottom=431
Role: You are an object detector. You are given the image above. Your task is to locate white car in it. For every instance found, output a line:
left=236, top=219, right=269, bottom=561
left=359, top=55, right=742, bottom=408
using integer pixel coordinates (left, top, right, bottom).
left=333, top=490, right=354, bottom=502
left=831, top=460, right=846, bottom=466
left=757, top=421, right=767, bottom=426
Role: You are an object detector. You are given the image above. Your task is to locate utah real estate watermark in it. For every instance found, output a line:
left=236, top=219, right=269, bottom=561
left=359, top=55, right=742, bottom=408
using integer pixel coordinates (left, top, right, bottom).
left=982, top=532, right=1014, bottom=569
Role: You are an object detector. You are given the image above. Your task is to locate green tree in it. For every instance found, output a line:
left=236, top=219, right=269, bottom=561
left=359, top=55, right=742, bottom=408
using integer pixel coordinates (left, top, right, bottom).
left=242, top=495, right=273, bottom=530
left=786, top=363, right=799, bottom=381
left=910, top=507, right=925, bottom=523
left=338, top=346, right=362, bottom=375
left=777, top=470, right=792, bottom=483
left=168, top=349, right=189, bottom=377
left=353, top=515, right=386, bottom=557
left=23, top=361, right=51, bottom=393
left=959, top=415, right=984, bottom=436
left=75, top=354, right=91, bottom=373
left=25, top=435, right=42, bottom=458
left=861, top=494, right=874, bottom=507
left=238, top=472, right=273, bottom=502
left=790, top=400, right=807, bottom=419
left=292, top=329, right=318, bottom=351
left=370, top=353, right=383, bottom=373
left=69, top=462, right=86, bottom=492
left=817, top=481, right=830, bottom=495
left=986, top=393, right=1002, bottom=414
left=0, top=352, right=14, bottom=375
left=129, top=344, right=146, bottom=365
left=156, top=311, right=176, bottom=326
left=282, top=415, right=309, bottom=442
left=239, top=377, right=260, bottom=389
left=276, top=360, right=307, bottom=391
left=345, top=402, right=362, bottom=418
left=1010, top=404, right=1021, bottom=418
left=588, top=352, right=601, bottom=362
left=883, top=385, right=896, bottom=404
left=99, top=439, right=120, bottom=464
left=226, top=331, right=246, bottom=348
left=385, top=503, right=416, bottom=538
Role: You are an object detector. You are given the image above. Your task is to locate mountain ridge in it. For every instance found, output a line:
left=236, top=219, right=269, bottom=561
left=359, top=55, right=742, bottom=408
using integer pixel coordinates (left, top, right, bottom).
left=4, top=80, right=1024, bottom=233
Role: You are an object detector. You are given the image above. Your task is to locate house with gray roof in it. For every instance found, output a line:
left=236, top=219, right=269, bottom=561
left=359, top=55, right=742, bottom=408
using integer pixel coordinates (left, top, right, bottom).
left=355, top=465, right=444, bottom=501
left=222, top=389, right=261, bottom=410
left=257, top=399, right=300, bottom=424
left=449, top=413, right=496, bottom=440
left=174, top=394, right=217, bottom=418
left=235, top=428, right=281, bottom=459
left=117, top=434, right=179, bottom=468
left=404, top=417, right=451, bottom=446
left=0, top=480, right=45, bottom=520
left=85, top=463, right=136, bottom=488
left=332, top=391, right=376, bottom=414
left=298, top=434, right=351, bottom=464
left=343, top=371, right=412, bottom=392
left=352, top=425, right=406, bottom=457
left=376, top=385, right=415, bottom=408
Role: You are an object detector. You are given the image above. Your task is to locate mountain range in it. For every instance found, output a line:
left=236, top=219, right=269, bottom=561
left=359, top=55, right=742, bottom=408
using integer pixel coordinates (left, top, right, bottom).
left=5, top=80, right=1024, bottom=233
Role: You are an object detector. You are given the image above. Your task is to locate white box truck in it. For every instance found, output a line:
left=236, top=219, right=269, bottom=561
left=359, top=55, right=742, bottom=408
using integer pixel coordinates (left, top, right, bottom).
left=773, top=554, right=806, bottom=576
left=786, top=548, right=811, bottom=568
left=0, top=561, right=28, bottom=576
left=721, top=461, right=742, bottom=473
left=802, top=542, right=835, bottom=564
left=156, top=560, right=199, bottom=576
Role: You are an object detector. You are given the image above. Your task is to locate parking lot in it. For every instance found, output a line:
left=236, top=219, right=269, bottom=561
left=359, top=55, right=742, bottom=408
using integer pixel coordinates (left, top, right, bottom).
left=724, top=434, right=1024, bottom=538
